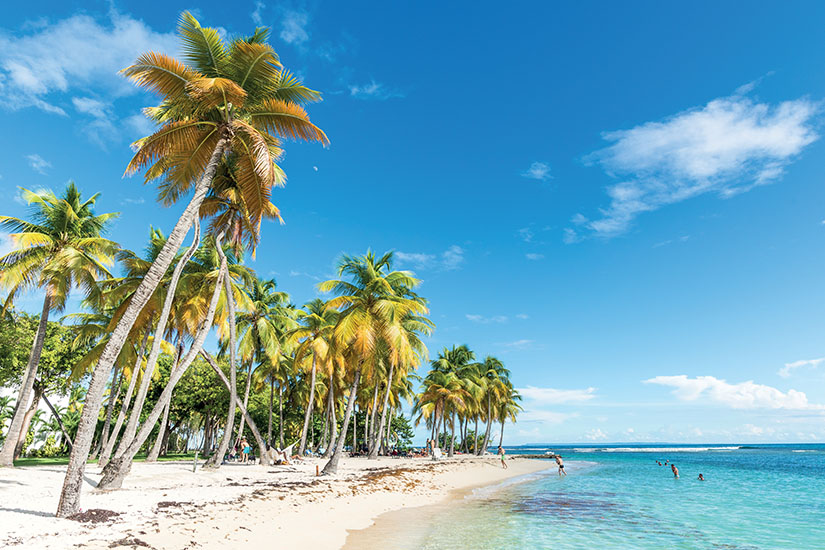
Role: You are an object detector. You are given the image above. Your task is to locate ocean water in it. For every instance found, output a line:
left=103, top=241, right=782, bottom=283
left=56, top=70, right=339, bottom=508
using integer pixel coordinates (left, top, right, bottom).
left=349, top=444, right=825, bottom=549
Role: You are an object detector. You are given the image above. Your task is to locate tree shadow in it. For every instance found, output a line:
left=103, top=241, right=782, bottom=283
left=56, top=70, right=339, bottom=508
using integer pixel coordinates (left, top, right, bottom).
left=0, top=506, right=54, bottom=518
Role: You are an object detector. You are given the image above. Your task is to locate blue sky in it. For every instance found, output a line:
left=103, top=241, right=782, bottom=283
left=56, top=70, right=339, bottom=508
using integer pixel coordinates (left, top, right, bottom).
left=2, top=1, right=825, bottom=445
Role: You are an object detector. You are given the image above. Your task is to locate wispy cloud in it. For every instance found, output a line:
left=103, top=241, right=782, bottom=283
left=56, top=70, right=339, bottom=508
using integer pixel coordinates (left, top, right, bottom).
left=280, top=10, right=309, bottom=45
left=0, top=12, right=176, bottom=114
left=121, top=197, right=145, bottom=205
left=26, top=154, right=51, bottom=175
left=645, top=375, right=824, bottom=410
left=251, top=1, right=266, bottom=26
left=348, top=80, right=404, bottom=100
left=585, top=428, right=608, bottom=440
left=779, top=357, right=825, bottom=378
left=517, top=227, right=533, bottom=242
left=522, top=161, right=551, bottom=181
left=518, top=386, right=597, bottom=404
left=515, top=313, right=529, bottom=320
left=395, top=245, right=464, bottom=271
left=496, top=339, right=534, bottom=349
left=568, top=90, right=819, bottom=240
left=518, top=410, right=578, bottom=425
left=466, top=314, right=508, bottom=324
left=525, top=253, right=544, bottom=260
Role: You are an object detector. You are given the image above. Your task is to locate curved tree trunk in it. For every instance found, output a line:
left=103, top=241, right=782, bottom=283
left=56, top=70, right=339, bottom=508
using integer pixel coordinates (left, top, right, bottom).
left=14, top=384, right=44, bottom=459
left=205, top=259, right=239, bottom=469
left=147, top=336, right=183, bottom=462
left=97, top=249, right=227, bottom=491
left=267, top=378, right=273, bottom=446
left=93, top=365, right=124, bottom=460
left=201, top=351, right=268, bottom=462
left=499, top=420, right=505, bottom=447
left=117, top=219, right=202, bottom=461
left=58, top=135, right=230, bottom=517
left=322, top=368, right=361, bottom=476
left=99, top=331, right=149, bottom=468
left=235, top=361, right=253, bottom=445
left=383, top=406, right=393, bottom=454
left=39, top=385, right=73, bottom=450
left=370, top=362, right=394, bottom=459
left=0, top=293, right=51, bottom=466
left=297, top=353, right=317, bottom=456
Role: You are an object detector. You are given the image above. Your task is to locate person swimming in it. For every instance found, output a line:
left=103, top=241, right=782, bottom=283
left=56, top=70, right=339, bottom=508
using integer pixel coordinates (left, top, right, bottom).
left=698, top=473, right=705, bottom=481
left=671, top=464, right=679, bottom=478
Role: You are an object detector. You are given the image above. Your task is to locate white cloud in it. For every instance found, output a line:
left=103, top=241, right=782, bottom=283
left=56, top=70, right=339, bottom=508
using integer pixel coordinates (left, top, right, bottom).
left=280, top=10, right=309, bottom=44
left=251, top=1, right=266, bottom=26
left=26, top=154, right=51, bottom=175
left=497, top=339, right=533, bottom=349
left=585, top=428, right=608, bottom=440
left=571, top=91, right=819, bottom=239
left=0, top=12, right=177, bottom=114
left=515, top=313, right=529, bottom=320
left=348, top=80, right=404, bottom=100
left=517, top=227, right=534, bottom=242
left=645, top=375, right=824, bottom=410
left=525, top=253, right=544, bottom=260
left=522, top=161, right=551, bottom=181
left=395, top=245, right=464, bottom=271
left=779, top=357, right=825, bottom=378
left=466, top=314, right=508, bottom=324
left=121, top=197, right=145, bottom=205
left=518, top=386, right=597, bottom=404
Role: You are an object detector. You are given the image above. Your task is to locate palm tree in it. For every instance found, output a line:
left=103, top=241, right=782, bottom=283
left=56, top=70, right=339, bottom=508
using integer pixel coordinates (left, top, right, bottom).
left=59, top=12, right=327, bottom=516
left=319, top=251, right=427, bottom=475
left=477, top=356, right=510, bottom=455
left=288, top=298, right=337, bottom=456
left=0, top=182, right=118, bottom=466
left=496, top=385, right=522, bottom=447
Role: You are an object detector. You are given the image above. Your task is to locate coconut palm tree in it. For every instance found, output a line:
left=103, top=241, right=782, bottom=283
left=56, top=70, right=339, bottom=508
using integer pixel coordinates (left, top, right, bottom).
left=496, top=385, right=522, bottom=447
left=318, top=251, right=427, bottom=475
left=59, top=12, right=326, bottom=516
left=477, top=356, right=510, bottom=455
left=0, top=182, right=118, bottom=467
left=288, top=298, right=337, bottom=456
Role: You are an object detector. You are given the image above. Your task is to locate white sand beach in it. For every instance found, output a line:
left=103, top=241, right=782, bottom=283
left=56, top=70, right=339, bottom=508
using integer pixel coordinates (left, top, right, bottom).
left=0, top=456, right=551, bottom=550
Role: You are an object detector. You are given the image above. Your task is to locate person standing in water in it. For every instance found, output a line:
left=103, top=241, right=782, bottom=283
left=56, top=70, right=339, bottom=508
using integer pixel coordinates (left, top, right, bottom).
left=671, top=464, right=679, bottom=478
left=555, top=455, right=567, bottom=476
left=498, top=446, right=508, bottom=469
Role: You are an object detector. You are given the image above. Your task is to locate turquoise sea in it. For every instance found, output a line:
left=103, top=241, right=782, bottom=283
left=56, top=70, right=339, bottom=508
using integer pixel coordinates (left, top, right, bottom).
left=350, top=444, right=825, bottom=549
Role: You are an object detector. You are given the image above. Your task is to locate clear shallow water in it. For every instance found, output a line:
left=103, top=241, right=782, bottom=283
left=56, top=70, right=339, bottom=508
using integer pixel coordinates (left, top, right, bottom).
left=349, top=445, right=825, bottom=550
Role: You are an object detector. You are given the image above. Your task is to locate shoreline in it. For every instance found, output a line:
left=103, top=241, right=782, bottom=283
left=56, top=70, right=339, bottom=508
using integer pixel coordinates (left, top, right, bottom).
left=0, top=455, right=553, bottom=550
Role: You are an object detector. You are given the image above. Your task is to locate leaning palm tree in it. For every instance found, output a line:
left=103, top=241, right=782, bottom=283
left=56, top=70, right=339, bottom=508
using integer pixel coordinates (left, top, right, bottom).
left=496, top=385, right=522, bottom=447
left=0, top=182, right=118, bottom=467
left=59, top=12, right=327, bottom=516
left=477, top=356, right=510, bottom=455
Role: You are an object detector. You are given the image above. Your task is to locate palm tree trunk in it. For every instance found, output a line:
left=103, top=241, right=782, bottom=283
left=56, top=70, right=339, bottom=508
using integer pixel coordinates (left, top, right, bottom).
left=58, top=135, right=231, bottom=517
left=99, top=330, right=149, bottom=468
left=39, top=385, right=73, bottom=450
left=14, top=384, right=44, bottom=458
left=384, top=406, right=393, bottom=454
left=117, top=219, right=202, bottom=460
left=322, top=368, right=361, bottom=476
left=473, top=416, right=479, bottom=454
left=97, top=250, right=227, bottom=491
left=368, top=383, right=379, bottom=453
left=201, top=351, right=269, bottom=462
left=323, top=385, right=336, bottom=458
left=370, top=362, right=394, bottom=459
left=147, top=336, right=183, bottom=463
left=298, top=353, right=317, bottom=456
left=93, top=365, right=123, bottom=459
left=448, top=410, right=456, bottom=457
left=267, top=378, right=273, bottom=447
left=480, top=394, right=493, bottom=455
left=235, top=361, right=253, bottom=445
left=205, top=259, right=239, bottom=469
left=278, top=383, right=284, bottom=449
left=499, top=420, right=505, bottom=447
left=0, top=293, right=51, bottom=466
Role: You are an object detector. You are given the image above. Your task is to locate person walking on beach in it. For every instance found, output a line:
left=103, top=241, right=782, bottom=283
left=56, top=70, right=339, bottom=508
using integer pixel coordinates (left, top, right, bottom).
left=240, top=437, right=251, bottom=464
left=498, top=446, right=508, bottom=469
left=671, top=464, right=679, bottom=478
left=555, top=455, right=566, bottom=476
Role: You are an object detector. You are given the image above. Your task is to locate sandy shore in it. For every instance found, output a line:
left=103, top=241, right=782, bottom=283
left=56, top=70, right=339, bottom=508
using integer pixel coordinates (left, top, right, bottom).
left=0, top=455, right=552, bottom=549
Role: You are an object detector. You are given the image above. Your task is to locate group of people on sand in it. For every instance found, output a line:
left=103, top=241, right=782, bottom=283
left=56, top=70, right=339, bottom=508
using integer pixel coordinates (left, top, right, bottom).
left=656, top=459, right=705, bottom=480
